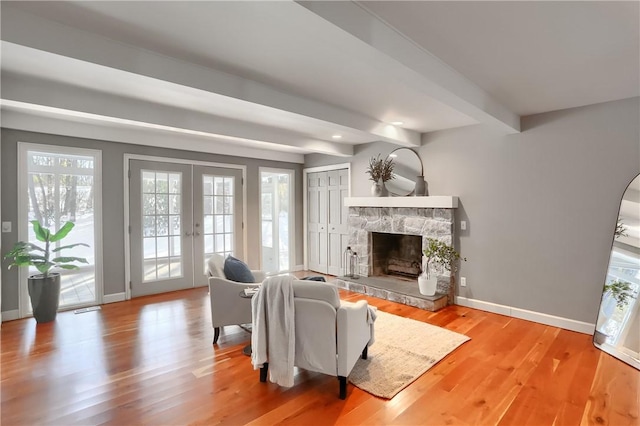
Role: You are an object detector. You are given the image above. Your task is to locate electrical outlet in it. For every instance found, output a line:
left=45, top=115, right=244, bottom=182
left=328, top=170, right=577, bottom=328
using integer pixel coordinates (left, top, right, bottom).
left=460, top=277, right=467, bottom=287
left=1, top=222, right=11, bottom=233
left=460, top=220, right=467, bottom=231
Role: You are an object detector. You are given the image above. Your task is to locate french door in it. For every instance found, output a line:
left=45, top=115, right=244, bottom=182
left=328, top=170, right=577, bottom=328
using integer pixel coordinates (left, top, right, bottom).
left=129, top=160, right=243, bottom=297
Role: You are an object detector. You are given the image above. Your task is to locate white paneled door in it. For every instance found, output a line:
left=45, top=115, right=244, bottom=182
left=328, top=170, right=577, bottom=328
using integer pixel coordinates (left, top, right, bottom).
left=327, top=169, right=349, bottom=276
left=307, top=171, right=328, bottom=273
left=129, top=160, right=243, bottom=297
left=307, top=168, right=349, bottom=275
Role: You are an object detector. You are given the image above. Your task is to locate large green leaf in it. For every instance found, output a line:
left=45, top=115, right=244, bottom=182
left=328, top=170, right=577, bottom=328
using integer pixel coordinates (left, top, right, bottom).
left=34, top=261, right=53, bottom=274
left=28, top=255, right=47, bottom=261
left=24, top=242, right=46, bottom=253
left=4, top=241, right=44, bottom=259
left=8, top=255, right=34, bottom=267
left=52, top=243, right=90, bottom=252
left=52, top=256, right=88, bottom=264
left=57, top=264, right=80, bottom=270
left=31, top=220, right=50, bottom=242
left=50, top=221, right=75, bottom=242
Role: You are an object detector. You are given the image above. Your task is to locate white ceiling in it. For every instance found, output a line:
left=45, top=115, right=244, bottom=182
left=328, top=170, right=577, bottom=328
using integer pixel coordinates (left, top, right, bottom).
left=1, top=1, right=637, bottom=162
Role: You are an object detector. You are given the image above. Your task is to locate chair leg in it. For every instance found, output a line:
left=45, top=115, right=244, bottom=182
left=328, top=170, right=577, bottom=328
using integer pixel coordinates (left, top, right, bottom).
left=213, top=327, right=220, bottom=345
left=260, top=363, right=269, bottom=383
left=338, top=376, right=347, bottom=399
left=361, top=345, right=368, bottom=360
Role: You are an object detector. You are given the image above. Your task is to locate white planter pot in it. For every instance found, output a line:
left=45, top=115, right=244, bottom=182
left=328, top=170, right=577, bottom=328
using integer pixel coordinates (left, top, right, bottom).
left=418, top=274, right=437, bottom=296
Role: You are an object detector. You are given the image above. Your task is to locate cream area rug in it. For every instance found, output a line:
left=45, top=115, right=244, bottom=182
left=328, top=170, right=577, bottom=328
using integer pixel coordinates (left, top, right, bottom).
left=349, top=310, right=470, bottom=399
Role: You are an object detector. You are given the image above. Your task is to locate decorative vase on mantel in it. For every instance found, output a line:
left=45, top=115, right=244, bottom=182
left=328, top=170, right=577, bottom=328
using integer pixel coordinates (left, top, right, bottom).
left=414, top=176, right=427, bottom=196
left=371, top=178, right=388, bottom=197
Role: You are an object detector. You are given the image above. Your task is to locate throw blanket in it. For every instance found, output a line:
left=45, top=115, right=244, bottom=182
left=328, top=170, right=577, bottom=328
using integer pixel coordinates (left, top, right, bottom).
left=251, top=275, right=296, bottom=387
left=367, top=305, right=377, bottom=346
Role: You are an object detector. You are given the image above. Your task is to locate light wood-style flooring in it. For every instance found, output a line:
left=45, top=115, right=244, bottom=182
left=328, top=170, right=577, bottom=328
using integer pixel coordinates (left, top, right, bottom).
left=1, top=285, right=639, bottom=425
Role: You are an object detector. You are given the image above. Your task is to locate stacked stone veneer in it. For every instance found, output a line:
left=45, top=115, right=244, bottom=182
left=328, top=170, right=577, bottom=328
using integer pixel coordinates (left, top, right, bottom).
left=347, top=206, right=456, bottom=303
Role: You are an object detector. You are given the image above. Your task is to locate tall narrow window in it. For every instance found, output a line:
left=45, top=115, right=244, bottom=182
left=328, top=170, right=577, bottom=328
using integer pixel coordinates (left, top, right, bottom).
left=19, top=144, right=102, bottom=314
left=260, top=169, right=294, bottom=273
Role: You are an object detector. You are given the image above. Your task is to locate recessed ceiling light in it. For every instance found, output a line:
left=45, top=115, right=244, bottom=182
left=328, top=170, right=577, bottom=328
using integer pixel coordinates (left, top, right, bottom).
left=332, top=134, right=342, bottom=139
left=391, top=121, right=404, bottom=126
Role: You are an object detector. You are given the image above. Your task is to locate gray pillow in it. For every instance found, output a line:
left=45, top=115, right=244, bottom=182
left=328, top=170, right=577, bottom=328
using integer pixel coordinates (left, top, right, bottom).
left=223, top=256, right=255, bottom=283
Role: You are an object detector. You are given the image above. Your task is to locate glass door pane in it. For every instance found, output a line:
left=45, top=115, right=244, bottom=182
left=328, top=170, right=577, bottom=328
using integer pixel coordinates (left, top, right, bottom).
left=260, top=169, right=293, bottom=273
left=141, top=170, right=183, bottom=281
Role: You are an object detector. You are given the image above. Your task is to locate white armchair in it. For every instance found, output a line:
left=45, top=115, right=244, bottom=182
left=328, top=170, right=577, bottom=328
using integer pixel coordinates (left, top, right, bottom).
left=256, top=279, right=372, bottom=399
left=207, top=255, right=265, bottom=345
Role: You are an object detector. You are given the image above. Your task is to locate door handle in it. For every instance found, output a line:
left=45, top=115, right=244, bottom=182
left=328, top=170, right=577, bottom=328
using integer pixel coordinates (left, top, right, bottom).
left=185, top=231, right=192, bottom=236
left=194, top=231, right=201, bottom=236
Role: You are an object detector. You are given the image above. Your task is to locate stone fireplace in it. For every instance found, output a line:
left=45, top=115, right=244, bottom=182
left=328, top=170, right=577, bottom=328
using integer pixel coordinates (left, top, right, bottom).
left=336, top=197, right=458, bottom=311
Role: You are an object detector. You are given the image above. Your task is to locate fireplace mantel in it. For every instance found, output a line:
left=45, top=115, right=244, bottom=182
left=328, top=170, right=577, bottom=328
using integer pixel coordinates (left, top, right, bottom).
left=344, top=196, right=458, bottom=208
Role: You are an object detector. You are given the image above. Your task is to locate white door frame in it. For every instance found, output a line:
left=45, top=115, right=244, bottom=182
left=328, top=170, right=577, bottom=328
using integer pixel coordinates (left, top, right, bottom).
left=123, top=154, right=247, bottom=300
left=258, top=167, right=295, bottom=273
left=302, top=163, right=351, bottom=271
left=17, top=142, right=104, bottom=317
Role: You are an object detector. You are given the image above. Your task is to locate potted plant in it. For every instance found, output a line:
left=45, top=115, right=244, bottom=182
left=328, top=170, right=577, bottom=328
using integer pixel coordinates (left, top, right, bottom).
left=4, top=220, right=88, bottom=323
left=366, top=154, right=395, bottom=196
left=418, top=238, right=466, bottom=296
left=604, top=279, right=632, bottom=309
left=615, top=218, right=628, bottom=239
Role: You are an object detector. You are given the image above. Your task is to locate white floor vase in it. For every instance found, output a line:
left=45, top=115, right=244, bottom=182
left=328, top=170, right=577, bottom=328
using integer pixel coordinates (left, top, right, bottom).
left=418, top=274, right=437, bottom=296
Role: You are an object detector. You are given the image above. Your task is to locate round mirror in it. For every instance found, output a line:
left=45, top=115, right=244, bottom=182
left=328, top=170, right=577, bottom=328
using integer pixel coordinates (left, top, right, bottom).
left=593, top=173, right=640, bottom=371
left=386, top=148, right=423, bottom=196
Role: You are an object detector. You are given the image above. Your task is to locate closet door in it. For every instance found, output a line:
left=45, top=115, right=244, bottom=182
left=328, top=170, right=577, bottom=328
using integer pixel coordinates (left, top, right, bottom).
left=307, top=171, right=328, bottom=273
left=327, top=169, right=349, bottom=276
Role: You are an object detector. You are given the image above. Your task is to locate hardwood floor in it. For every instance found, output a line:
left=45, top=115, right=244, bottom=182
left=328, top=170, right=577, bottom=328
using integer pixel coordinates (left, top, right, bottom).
left=1, top=285, right=638, bottom=425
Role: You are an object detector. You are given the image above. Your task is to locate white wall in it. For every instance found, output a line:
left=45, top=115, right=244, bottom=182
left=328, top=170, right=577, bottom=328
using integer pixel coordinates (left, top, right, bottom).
left=305, top=97, right=640, bottom=324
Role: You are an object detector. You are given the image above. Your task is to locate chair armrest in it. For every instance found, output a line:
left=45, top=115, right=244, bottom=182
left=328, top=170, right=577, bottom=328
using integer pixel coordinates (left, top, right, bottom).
left=251, top=270, right=266, bottom=283
left=336, top=300, right=372, bottom=377
left=208, top=277, right=260, bottom=327
left=209, top=276, right=260, bottom=292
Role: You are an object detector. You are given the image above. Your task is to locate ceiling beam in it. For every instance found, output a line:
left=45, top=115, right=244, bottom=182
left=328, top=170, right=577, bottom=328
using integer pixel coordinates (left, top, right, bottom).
left=1, top=102, right=308, bottom=164
left=2, top=73, right=355, bottom=157
left=1, top=6, right=420, bottom=147
left=299, top=1, right=521, bottom=134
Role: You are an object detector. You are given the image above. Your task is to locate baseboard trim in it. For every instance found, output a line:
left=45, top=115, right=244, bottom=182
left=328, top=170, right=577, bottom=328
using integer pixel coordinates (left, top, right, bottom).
left=103, top=292, right=126, bottom=304
left=1, top=309, right=20, bottom=322
left=455, top=296, right=595, bottom=335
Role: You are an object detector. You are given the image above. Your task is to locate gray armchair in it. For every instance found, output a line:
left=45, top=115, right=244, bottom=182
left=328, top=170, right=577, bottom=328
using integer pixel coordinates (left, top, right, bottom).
left=207, top=255, right=265, bottom=344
